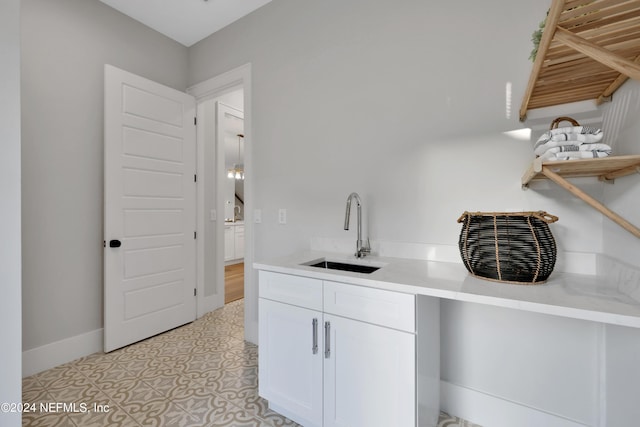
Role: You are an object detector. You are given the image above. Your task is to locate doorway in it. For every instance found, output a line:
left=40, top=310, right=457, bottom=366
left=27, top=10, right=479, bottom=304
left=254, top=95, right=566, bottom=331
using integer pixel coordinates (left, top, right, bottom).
left=191, top=63, right=257, bottom=344
left=225, top=262, right=244, bottom=304
left=196, top=94, right=245, bottom=309
left=218, top=100, right=245, bottom=305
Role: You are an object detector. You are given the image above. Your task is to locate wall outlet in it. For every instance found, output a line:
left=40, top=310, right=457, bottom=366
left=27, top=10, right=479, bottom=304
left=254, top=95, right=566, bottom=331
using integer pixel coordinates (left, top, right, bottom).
left=254, top=209, right=262, bottom=223
left=278, top=208, right=287, bottom=224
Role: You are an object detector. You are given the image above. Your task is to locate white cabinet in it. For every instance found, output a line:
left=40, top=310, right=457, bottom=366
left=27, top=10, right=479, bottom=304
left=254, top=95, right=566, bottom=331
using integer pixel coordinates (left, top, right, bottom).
left=259, top=299, right=323, bottom=426
left=224, top=225, right=234, bottom=261
left=224, top=223, right=244, bottom=261
left=234, top=225, right=244, bottom=259
left=258, top=271, right=427, bottom=427
left=323, top=313, right=415, bottom=427
left=259, top=272, right=324, bottom=426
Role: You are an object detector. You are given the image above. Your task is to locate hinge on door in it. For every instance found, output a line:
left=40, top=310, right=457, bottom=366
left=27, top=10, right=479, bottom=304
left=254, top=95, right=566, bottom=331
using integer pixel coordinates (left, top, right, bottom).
left=194, top=231, right=197, bottom=239
left=194, top=117, right=197, bottom=125
left=194, top=288, right=197, bottom=297
left=194, top=174, right=197, bottom=182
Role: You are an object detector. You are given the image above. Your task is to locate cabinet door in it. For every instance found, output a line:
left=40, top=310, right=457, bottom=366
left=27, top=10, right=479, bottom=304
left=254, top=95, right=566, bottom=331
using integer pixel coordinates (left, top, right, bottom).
left=259, top=298, right=323, bottom=427
left=323, top=314, right=415, bottom=427
left=224, top=225, right=234, bottom=261
left=234, top=226, right=244, bottom=259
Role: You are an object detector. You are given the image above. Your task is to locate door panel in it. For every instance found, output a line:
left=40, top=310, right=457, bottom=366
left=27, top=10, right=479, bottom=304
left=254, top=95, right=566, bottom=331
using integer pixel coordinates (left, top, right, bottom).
left=123, top=209, right=183, bottom=237
left=122, top=84, right=184, bottom=126
left=124, top=280, right=185, bottom=320
left=259, top=298, right=323, bottom=427
left=104, top=64, right=196, bottom=352
left=324, top=314, right=416, bottom=427
left=122, top=168, right=184, bottom=197
left=122, top=129, right=183, bottom=163
left=123, top=244, right=184, bottom=278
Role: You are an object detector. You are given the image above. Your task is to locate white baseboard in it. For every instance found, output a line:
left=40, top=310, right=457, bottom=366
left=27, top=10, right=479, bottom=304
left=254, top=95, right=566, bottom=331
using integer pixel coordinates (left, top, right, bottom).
left=245, top=319, right=258, bottom=345
left=23, top=299, right=245, bottom=377
left=440, top=381, right=592, bottom=427
left=198, top=293, right=221, bottom=318
left=23, top=328, right=103, bottom=378
left=23, top=297, right=231, bottom=378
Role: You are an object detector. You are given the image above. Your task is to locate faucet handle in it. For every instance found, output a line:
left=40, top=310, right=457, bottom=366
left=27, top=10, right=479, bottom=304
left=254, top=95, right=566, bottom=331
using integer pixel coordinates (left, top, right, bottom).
left=355, top=238, right=371, bottom=258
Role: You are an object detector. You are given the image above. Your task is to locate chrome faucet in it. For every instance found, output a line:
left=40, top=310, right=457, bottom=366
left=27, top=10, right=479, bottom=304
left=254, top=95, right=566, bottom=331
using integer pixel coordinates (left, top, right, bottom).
left=344, top=192, right=371, bottom=258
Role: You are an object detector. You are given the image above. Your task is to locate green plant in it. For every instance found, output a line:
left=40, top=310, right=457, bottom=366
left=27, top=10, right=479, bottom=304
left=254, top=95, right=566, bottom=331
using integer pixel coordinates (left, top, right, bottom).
left=530, top=3, right=592, bottom=62
left=530, top=16, right=547, bottom=61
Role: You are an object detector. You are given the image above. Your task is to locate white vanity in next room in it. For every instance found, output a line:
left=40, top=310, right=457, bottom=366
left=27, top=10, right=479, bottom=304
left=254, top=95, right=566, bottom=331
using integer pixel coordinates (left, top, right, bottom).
left=224, top=220, right=244, bottom=262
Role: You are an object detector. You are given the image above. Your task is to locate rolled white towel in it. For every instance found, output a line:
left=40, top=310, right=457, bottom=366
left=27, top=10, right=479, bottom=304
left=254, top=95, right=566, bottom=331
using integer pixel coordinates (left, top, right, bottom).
left=546, top=150, right=611, bottom=161
left=538, top=143, right=612, bottom=161
left=534, top=126, right=603, bottom=156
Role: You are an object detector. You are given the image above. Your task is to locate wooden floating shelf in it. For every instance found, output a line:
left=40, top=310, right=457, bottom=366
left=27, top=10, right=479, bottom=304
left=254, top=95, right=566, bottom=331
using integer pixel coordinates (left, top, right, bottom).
left=522, top=155, right=640, bottom=184
left=519, top=0, right=640, bottom=238
left=522, top=155, right=640, bottom=238
left=520, top=0, right=640, bottom=121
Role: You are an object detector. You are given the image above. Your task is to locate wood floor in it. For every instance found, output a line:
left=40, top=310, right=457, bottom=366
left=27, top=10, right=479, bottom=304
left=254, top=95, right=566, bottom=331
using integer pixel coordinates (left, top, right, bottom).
left=224, top=262, right=244, bottom=304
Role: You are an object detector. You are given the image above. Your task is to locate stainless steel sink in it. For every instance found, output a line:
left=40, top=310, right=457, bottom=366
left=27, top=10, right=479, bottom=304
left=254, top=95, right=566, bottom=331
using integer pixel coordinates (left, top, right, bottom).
left=305, top=259, right=380, bottom=274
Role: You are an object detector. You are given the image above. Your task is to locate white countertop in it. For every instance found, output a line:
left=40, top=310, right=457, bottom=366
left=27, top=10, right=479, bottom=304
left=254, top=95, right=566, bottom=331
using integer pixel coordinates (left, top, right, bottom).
left=254, top=251, right=640, bottom=329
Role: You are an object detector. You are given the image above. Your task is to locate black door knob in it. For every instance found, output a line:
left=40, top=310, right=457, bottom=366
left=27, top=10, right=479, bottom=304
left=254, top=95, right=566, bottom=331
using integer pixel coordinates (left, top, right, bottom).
left=109, top=240, right=121, bottom=248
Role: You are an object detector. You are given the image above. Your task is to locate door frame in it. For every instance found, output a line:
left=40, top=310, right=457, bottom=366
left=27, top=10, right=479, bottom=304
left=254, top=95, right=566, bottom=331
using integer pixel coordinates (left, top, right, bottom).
left=188, top=63, right=257, bottom=343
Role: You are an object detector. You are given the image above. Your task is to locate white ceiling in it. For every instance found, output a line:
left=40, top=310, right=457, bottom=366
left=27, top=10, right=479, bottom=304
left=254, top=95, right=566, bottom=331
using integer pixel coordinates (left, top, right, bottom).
left=99, top=0, right=272, bottom=47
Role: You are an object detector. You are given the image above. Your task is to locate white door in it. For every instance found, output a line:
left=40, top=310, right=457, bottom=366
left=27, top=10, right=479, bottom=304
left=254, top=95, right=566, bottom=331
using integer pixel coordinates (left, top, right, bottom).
left=259, top=298, right=323, bottom=427
left=104, top=64, right=197, bottom=352
left=323, top=314, right=416, bottom=427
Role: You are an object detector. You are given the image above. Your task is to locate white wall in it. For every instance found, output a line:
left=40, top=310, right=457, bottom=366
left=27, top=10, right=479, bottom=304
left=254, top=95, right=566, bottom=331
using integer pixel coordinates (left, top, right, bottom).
left=0, top=0, right=23, bottom=424
left=599, top=79, right=640, bottom=427
left=601, top=79, right=640, bottom=268
left=188, top=0, right=640, bottom=424
left=441, top=301, right=601, bottom=426
left=21, top=0, right=188, bottom=354
left=189, top=0, right=608, bottom=261
left=605, top=324, right=640, bottom=426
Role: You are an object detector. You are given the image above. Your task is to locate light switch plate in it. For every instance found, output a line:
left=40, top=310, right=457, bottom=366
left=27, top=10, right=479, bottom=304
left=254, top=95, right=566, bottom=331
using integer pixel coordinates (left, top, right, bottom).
left=278, top=208, right=287, bottom=224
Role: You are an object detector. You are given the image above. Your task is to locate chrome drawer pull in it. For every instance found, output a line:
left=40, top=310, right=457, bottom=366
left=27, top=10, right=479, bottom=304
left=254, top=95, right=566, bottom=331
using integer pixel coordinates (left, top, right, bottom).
left=324, top=321, right=331, bottom=358
left=312, top=318, right=318, bottom=354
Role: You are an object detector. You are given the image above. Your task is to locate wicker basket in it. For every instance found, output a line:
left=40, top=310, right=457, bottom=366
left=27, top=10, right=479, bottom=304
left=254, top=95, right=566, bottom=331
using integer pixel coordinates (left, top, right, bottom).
left=457, top=211, right=559, bottom=284
left=550, top=116, right=580, bottom=130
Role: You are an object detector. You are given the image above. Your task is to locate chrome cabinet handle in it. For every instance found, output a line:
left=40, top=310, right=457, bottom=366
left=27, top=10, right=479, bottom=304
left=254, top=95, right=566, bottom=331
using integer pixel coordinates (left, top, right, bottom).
left=324, top=321, right=331, bottom=359
left=312, top=318, right=318, bottom=354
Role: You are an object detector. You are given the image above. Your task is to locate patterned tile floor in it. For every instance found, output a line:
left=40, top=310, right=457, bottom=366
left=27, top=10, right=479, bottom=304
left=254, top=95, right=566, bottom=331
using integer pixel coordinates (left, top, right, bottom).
left=23, top=299, right=479, bottom=427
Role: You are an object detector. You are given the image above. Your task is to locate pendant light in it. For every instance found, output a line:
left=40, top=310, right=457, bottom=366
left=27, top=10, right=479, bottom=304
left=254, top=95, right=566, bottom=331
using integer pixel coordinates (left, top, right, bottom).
left=227, top=134, right=244, bottom=180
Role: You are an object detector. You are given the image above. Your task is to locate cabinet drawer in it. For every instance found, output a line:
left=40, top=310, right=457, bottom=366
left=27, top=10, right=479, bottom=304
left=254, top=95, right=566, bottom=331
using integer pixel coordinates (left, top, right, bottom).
left=259, top=271, right=323, bottom=311
left=323, top=281, right=415, bottom=332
